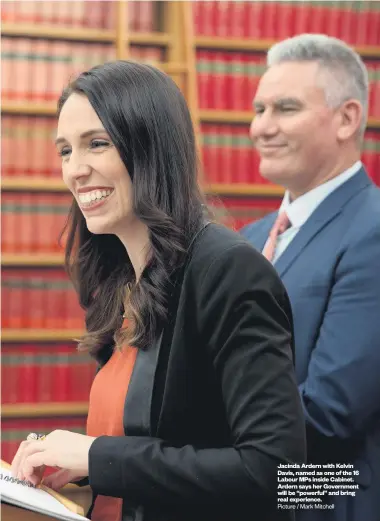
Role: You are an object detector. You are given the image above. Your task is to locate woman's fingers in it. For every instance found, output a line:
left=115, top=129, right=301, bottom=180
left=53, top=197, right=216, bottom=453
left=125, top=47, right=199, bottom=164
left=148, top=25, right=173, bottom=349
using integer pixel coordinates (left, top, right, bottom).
left=43, top=469, right=80, bottom=490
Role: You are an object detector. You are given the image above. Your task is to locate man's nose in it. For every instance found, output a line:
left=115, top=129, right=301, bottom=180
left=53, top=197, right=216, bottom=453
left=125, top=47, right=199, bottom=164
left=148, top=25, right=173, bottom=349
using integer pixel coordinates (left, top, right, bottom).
left=250, top=111, right=279, bottom=140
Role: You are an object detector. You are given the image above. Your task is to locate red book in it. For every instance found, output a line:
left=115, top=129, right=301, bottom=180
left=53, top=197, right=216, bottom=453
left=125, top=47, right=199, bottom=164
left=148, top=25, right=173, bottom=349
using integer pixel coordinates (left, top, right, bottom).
left=1, top=193, right=17, bottom=253
left=1, top=38, right=11, bottom=100
left=19, top=193, right=34, bottom=253
left=241, top=126, right=253, bottom=184
left=222, top=127, right=234, bottom=184
left=203, top=1, right=214, bottom=36
left=262, top=1, right=277, bottom=40
left=375, top=67, right=380, bottom=118
left=368, top=3, right=380, bottom=45
left=206, top=51, right=216, bottom=109
left=1, top=346, right=19, bottom=404
left=209, top=124, right=219, bottom=184
left=247, top=1, right=263, bottom=39
left=276, top=1, right=295, bottom=38
left=139, top=1, right=154, bottom=32
left=214, top=52, right=225, bottom=110
left=309, top=3, right=327, bottom=34
left=326, top=4, right=340, bottom=38
left=216, top=1, right=231, bottom=37
left=214, top=125, right=224, bottom=184
left=197, top=50, right=208, bottom=109
left=293, top=2, right=309, bottom=35
left=193, top=0, right=203, bottom=36
left=19, top=348, right=38, bottom=403
left=201, top=124, right=211, bottom=183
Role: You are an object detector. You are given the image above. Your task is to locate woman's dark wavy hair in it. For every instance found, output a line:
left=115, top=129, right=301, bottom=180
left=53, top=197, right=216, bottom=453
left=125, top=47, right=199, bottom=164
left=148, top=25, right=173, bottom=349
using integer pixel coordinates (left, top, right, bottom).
left=58, top=60, right=211, bottom=357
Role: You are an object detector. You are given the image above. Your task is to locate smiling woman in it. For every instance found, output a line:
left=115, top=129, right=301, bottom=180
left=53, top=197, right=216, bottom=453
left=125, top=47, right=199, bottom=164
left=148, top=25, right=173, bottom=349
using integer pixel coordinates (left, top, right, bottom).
left=11, top=60, right=306, bottom=521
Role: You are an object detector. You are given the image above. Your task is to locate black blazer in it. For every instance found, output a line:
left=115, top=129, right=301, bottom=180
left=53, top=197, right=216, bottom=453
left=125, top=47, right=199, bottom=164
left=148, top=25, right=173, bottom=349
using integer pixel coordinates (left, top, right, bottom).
left=87, top=223, right=306, bottom=521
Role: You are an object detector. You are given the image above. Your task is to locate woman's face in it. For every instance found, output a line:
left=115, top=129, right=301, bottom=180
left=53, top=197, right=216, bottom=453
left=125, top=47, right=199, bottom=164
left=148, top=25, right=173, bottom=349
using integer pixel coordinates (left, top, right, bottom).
left=56, top=93, right=135, bottom=235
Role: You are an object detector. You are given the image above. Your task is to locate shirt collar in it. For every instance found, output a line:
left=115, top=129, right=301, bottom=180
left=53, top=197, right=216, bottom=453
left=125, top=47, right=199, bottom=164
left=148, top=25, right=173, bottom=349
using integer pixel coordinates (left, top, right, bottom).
left=279, top=161, right=362, bottom=228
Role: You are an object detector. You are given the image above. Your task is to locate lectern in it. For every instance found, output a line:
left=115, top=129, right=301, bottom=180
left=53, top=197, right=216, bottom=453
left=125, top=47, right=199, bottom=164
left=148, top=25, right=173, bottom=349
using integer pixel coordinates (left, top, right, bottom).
left=2, top=502, right=60, bottom=520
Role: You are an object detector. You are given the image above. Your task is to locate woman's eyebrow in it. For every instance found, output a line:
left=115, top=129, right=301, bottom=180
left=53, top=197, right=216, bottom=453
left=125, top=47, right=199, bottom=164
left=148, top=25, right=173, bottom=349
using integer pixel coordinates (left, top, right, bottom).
left=55, top=128, right=107, bottom=146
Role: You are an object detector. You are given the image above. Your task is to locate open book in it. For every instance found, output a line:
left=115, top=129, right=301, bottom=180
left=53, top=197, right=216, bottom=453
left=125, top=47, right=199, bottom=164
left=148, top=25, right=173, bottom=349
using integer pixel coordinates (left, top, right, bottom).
left=0, top=465, right=90, bottom=521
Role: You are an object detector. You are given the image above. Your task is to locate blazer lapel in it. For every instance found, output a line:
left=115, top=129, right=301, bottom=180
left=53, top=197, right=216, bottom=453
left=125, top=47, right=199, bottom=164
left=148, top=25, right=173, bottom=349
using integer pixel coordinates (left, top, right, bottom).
left=275, top=168, right=370, bottom=277
left=123, top=329, right=164, bottom=437
left=123, top=222, right=212, bottom=438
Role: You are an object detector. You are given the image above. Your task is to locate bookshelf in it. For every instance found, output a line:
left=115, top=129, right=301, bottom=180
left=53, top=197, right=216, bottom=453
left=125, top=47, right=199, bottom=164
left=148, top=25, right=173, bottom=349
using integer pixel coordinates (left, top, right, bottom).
left=2, top=402, right=88, bottom=418
left=2, top=2, right=380, bottom=447
left=2, top=329, right=83, bottom=342
left=2, top=176, right=285, bottom=197
left=195, top=36, right=380, bottom=59
left=2, top=254, right=65, bottom=266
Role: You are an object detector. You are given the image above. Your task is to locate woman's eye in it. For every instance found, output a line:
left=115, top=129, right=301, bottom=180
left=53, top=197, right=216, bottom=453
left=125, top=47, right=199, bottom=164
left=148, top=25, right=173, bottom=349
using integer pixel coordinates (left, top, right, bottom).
left=58, top=146, right=71, bottom=157
left=90, top=140, right=109, bottom=149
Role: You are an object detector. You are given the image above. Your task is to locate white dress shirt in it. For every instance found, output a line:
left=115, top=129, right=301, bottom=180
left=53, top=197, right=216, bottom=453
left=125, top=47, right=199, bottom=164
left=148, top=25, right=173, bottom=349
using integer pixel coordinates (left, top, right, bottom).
left=267, top=161, right=363, bottom=264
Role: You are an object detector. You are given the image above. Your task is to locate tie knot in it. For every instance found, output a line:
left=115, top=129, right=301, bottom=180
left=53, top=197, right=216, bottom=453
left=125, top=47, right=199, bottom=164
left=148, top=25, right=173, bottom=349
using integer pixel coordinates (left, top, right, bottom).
left=274, top=211, right=291, bottom=235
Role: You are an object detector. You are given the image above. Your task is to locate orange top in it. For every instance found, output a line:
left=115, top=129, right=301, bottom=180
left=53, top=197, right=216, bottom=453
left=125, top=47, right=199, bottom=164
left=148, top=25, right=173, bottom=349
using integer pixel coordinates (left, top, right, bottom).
left=87, top=344, right=138, bottom=521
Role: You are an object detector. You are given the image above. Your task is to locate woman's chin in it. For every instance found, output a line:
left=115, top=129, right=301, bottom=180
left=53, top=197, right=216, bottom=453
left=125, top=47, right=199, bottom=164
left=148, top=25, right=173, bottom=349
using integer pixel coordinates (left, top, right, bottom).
left=85, top=217, right=114, bottom=235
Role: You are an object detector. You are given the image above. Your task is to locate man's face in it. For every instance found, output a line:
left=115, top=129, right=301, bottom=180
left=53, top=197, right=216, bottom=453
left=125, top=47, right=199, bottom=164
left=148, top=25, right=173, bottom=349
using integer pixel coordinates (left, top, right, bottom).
left=250, top=61, right=341, bottom=195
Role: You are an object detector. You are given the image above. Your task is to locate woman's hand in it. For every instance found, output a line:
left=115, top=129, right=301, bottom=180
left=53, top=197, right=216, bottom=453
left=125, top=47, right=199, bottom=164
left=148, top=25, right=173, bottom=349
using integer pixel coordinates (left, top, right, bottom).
left=11, top=430, right=96, bottom=487
left=43, top=469, right=86, bottom=491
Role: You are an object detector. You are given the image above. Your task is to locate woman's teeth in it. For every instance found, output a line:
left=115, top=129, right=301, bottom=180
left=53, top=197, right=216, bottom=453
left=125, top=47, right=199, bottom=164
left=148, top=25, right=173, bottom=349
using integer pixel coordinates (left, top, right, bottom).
left=78, top=189, right=113, bottom=205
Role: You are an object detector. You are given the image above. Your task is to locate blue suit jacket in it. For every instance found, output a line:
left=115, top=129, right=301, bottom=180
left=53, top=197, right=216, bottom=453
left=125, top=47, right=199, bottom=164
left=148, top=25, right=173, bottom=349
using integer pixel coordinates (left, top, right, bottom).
left=241, top=168, right=380, bottom=521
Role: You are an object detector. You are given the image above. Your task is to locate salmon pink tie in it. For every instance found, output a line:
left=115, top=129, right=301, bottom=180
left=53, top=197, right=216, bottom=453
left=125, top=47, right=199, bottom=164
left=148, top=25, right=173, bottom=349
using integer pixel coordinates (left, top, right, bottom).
left=262, top=211, right=291, bottom=262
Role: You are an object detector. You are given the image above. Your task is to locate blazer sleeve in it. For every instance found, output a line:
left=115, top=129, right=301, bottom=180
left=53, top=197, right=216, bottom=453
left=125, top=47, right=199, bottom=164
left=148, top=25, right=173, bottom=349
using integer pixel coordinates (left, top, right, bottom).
left=88, top=242, right=306, bottom=507
left=298, top=224, right=380, bottom=455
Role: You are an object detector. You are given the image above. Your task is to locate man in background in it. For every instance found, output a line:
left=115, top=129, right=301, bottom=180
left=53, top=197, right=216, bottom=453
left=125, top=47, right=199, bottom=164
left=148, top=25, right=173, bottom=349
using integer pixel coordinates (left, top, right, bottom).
left=241, top=34, right=380, bottom=521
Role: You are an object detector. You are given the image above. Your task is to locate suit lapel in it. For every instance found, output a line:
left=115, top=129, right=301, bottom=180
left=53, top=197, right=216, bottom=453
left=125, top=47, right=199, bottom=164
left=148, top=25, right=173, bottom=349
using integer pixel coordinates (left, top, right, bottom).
left=275, top=169, right=370, bottom=277
left=255, top=213, right=278, bottom=252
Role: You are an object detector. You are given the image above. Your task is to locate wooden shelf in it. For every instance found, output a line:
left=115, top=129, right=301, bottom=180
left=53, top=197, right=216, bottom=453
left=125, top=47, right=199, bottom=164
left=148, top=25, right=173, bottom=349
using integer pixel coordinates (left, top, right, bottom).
left=2, top=402, right=88, bottom=418
left=196, top=37, right=276, bottom=52
left=2, top=23, right=172, bottom=47
left=2, top=175, right=283, bottom=197
left=4, top=102, right=380, bottom=130
left=200, top=109, right=253, bottom=124
left=207, top=183, right=284, bottom=196
left=200, top=110, right=380, bottom=129
left=2, top=23, right=114, bottom=42
left=129, top=31, right=171, bottom=47
left=2, top=253, right=64, bottom=266
left=2, top=330, right=83, bottom=342
left=160, top=62, right=188, bottom=74
left=2, top=176, right=67, bottom=191
left=2, top=102, right=57, bottom=116
left=366, top=118, right=380, bottom=129
left=195, top=36, right=380, bottom=58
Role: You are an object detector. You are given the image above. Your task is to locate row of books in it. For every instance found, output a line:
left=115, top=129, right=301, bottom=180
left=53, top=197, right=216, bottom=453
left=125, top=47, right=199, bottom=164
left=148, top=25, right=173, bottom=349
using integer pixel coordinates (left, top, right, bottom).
left=2, top=417, right=87, bottom=465
left=1, top=191, right=279, bottom=257
left=1, top=0, right=156, bottom=32
left=2, top=113, right=380, bottom=183
left=3, top=36, right=380, bottom=116
left=193, top=1, right=380, bottom=45
left=2, top=192, right=70, bottom=253
left=201, top=126, right=380, bottom=185
left=1, top=38, right=164, bottom=104
left=2, top=269, right=84, bottom=330
left=197, top=52, right=380, bottom=115
left=2, top=344, right=95, bottom=404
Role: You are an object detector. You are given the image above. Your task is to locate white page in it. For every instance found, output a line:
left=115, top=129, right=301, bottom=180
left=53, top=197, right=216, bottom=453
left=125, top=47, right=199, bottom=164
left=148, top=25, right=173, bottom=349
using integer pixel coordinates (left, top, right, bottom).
left=0, top=468, right=89, bottom=521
